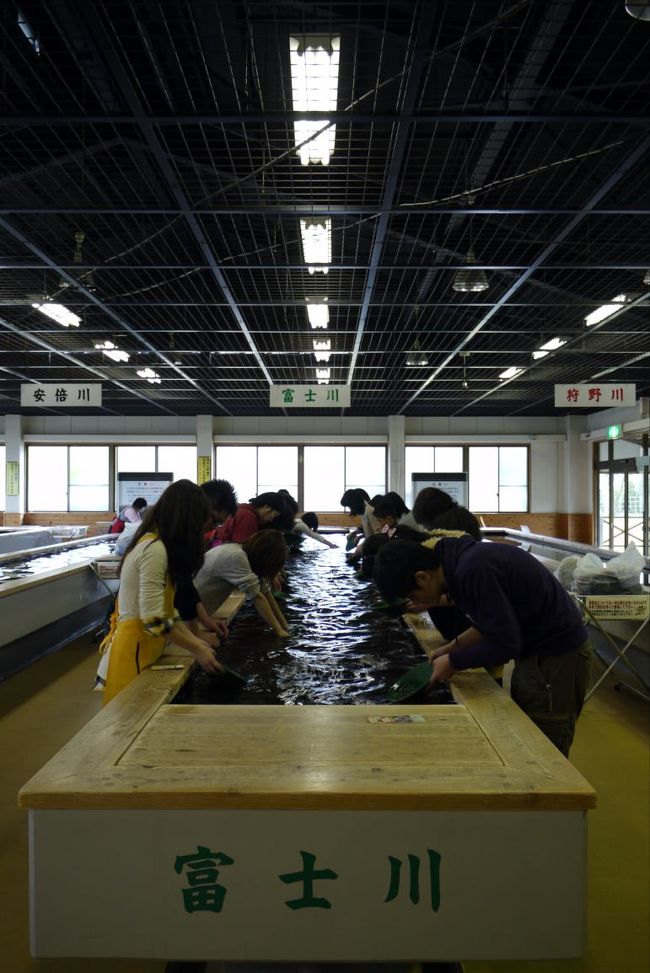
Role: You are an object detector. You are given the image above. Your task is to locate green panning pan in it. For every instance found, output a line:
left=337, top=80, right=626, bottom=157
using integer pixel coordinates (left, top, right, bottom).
left=388, top=661, right=433, bottom=703
left=375, top=599, right=409, bottom=617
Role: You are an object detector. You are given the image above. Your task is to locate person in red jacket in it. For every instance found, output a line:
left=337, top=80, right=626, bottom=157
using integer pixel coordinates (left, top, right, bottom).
left=207, top=492, right=286, bottom=547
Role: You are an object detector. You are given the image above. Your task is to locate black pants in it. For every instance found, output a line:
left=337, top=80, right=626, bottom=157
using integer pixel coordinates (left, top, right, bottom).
left=510, top=640, right=593, bottom=757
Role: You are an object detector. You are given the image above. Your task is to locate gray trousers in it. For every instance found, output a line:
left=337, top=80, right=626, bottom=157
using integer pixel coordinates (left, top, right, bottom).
left=510, top=640, right=593, bottom=757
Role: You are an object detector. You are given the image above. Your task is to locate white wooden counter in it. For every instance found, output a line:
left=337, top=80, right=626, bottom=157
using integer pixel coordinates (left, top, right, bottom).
left=19, top=603, right=595, bottom=963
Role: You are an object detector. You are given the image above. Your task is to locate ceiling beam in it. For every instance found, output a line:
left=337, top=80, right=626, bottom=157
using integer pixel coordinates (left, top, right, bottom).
left=1, top=113, right=648, bottom=126
left=2, top=207, right=648, bottom=216
left=346, top=4, right=439, bottom=390
left=398, top=133, right=650, bottom=413
left=0, top=216, right=232, bottom=415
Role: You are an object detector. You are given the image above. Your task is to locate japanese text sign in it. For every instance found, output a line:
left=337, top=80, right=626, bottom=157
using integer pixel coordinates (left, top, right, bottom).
left=21, top=383, right=102, bottom=408
left=554, top=384, right=635, bottom=408
left=270, top=385, right=351, bottom=408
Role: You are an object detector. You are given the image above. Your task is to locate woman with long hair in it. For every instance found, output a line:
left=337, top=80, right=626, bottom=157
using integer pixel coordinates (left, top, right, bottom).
left=102, top=479, right=223, bottom=704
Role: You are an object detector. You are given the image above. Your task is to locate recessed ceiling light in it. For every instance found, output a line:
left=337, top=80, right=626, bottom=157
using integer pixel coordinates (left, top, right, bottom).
left=306, top=299, right=329, bottom=328
left=32, top=302, right=81, bottom=328
left=300, top=219, right=331, bottom=274
left=290, top=35, right=340, bottom=166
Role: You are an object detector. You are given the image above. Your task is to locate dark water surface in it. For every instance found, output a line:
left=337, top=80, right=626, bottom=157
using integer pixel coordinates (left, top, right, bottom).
left=174, top=538, right=454, bottom=706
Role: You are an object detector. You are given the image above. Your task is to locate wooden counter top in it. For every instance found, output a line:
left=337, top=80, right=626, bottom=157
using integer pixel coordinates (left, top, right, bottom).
left=19, top=603, right=596, bottom=813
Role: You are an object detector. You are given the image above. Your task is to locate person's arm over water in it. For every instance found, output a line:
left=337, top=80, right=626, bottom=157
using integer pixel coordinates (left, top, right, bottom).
left=253, top=592, right=289, bottom=636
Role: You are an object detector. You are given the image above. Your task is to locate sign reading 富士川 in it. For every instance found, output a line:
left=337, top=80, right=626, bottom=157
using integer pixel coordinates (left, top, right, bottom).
left=270, top=385, right=351, bottom=408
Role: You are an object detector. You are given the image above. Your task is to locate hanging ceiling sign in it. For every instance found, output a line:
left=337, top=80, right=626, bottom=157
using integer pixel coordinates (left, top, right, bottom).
left=21, top=383, right=102, bottom=408
left=270, top=384, right=351, bottom=408
left=554, top=384, right=636, bottom=408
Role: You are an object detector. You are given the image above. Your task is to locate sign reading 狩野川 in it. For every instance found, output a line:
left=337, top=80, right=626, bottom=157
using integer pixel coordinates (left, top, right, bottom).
left=20, top=383, right=102, bottom=408
left=554, top=384, right=635, bottom=408
left=270, top=385, right=350, bottom=408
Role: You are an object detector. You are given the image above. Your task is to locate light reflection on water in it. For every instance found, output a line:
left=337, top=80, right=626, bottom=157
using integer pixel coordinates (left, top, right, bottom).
left=175, top=537, right=454, bottom=707
left=0, top=541, right=115, bottom=584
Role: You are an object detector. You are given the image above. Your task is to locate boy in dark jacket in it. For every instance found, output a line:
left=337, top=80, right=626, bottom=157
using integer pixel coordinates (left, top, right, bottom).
left=374, top=536, right=592, bottom=756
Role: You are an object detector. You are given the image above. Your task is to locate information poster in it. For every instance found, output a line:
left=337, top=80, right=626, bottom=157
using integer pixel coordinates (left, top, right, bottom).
left=411, top=472, right=468, bottom=507
left=117, top=473, right=173, bottom=509
left=6, top=460, right=20, bottom=497
left=197, top=456, right=212, bottom=485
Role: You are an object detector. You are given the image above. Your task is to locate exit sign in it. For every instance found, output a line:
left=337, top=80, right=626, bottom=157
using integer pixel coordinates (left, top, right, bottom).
left=607, top=425, right=622, bottom=440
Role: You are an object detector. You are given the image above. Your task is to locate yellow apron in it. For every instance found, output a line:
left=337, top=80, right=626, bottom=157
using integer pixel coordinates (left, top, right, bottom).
left=102, top=535, right=176, bottom=705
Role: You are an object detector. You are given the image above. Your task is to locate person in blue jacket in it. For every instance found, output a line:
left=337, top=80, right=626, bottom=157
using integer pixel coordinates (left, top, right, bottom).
left=374, top=535, right=592, bottom=756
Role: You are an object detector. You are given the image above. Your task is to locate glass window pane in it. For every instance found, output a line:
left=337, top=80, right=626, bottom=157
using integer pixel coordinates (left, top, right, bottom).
left=612, top=473, right=626, bottom=551
left=627, top=472, right=645, bottom=551
left=28, top=446, right=68, bottom=511
left=469, top=447, right=498, bottom=512
left=499, top=446, right=527, bottom=486
left=158, top=445, right=196, bottom=483
left=69, top=486, right=110, bottom=510
left=598, top=473, right=611, bottom=548
left=598, top=442, right=609, bottom=462
left=304, top=446, right=344, bottom=510
left=216, top=447, right=257, bottom=503
left=258, top=447, right=298, bottom=497
left=117, top=445, right=156, bottom=473
left=345, top=447, right=386, bottom=495
left=499, top=486, right=528, bottom=512
left=433, top=446, right=463, bottom=472
left=69, top=447, right=109, bottom=510
left=405, top=447, right=434, bottom=507
left=613, top=440, right=641, bottom=460
left=0, top=445, right=5, bottom=510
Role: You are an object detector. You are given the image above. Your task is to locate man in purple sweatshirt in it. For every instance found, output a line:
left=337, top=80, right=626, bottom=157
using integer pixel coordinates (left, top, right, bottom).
left=374, top=536, right=592, bottom=756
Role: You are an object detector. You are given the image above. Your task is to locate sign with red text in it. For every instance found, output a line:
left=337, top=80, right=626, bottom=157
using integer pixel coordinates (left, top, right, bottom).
left=554, top=384, right=635, bottom=408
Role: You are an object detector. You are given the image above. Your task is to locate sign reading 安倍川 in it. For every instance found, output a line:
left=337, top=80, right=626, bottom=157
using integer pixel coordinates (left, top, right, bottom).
left=554, top=383, right=635, bottom=408
left=270, top=385, right=350, bottom=408
left=20, top=383, right=102, bottom=408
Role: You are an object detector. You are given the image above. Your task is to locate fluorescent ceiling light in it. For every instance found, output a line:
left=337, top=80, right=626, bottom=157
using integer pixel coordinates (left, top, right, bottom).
left=317, top=378, right=330, bottom=385
left=32, top=302, right=80, bottom=328
left=584, top=294, right=628, bottom=327
left=290, top=35, right=340, bottom=165
left=18, top=9, right=40, bottom=55
left=316, top=368, right=331, bottom=382
left=313, top=339, right=331, bottom=351
left=94, top=340, right=130, bottom=363
left=314, top=351, right=331, bottom=363
left=300, top=219, right=331, bottom=274
left=137, top=367, right=162, bottom=385
left=499, top=366, right=523, bottom=380
left=313, top=338, right=332, bottom=363
left=406, top=357, right=429, bottom=366
left=532, top=336, right=566, bottom=360
left=306, top=299, right=329, bottom=328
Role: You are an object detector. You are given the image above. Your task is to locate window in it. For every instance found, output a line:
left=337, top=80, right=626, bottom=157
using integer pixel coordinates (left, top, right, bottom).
left=304, top=446, right=344, bottom=510
left=0, top=445, right=5, bottom=509
left=116, top=445, right=197, bottom=484
left=215, top=446, right=299, bottom=505
left=116, top=445, right=156, bottom=473
left=27, top=446, right=68, bottom=511
left=595, top=441, right=648, bottom=555
left=404, top=446, right=463, bottom=507
left=303, top=446, right=386, bottom=510
left=157, top=445, right=196, bottom=483
left=69, top=446, right=109, bottom=511
left=468, top=446, right=528, bottom=512
left=28, top=445, right=110, bottom=511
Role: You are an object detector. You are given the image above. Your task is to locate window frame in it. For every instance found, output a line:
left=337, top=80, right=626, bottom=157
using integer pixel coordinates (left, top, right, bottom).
left=405, top=443, right=530, bottom=513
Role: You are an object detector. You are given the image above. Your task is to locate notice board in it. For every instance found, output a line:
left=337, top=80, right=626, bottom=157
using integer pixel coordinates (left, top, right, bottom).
left=410, top=472, right=468, bottom=507
left=117, top=473, right=173, bottom=509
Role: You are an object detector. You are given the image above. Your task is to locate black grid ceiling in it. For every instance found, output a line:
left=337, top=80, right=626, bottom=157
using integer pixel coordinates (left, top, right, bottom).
left=0, top=0, right=648, bottom=417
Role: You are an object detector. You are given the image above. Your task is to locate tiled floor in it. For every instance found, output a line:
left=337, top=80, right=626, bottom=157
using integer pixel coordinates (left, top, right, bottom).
left=1, top=638, right=648, bottom=973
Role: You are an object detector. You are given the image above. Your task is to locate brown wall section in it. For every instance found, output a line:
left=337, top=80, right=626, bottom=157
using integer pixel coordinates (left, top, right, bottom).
left=14, top=510, right=594, bottom=544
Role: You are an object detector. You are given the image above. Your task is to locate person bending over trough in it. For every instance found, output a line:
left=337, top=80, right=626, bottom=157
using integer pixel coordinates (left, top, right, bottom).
left=194, top=530, right=290, bottom=637
left=102, top=480, right=223, bottom=704
left=374, top=535, right=592, bottom=757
